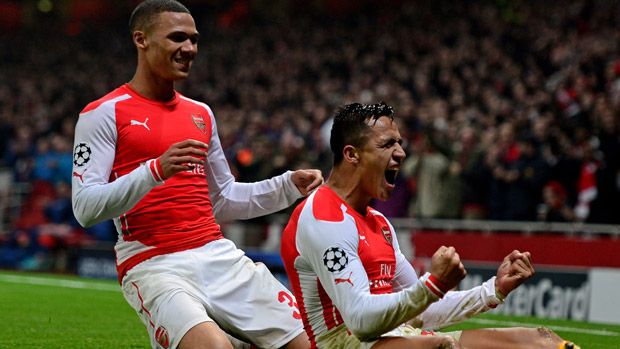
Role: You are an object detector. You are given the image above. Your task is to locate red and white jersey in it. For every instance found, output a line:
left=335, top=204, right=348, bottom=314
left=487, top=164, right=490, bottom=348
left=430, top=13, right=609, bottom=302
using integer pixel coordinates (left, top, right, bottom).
left=281, top=186, right=502, bottom=347
left=73, top=84, right=302, bottom=282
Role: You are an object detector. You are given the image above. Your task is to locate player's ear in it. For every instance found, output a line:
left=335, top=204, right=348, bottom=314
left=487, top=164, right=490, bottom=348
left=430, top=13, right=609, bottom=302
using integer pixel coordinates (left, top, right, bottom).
left=132, top=30, right=147, bottom=49
left=343, top=145, right=360, bottom=164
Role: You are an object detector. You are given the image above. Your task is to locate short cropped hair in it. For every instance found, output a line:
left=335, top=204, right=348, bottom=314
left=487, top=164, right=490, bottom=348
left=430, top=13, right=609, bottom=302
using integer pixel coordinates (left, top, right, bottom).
left=330, top=102, right=395, bottom=165
left=129, top=0, right=190, bottom=33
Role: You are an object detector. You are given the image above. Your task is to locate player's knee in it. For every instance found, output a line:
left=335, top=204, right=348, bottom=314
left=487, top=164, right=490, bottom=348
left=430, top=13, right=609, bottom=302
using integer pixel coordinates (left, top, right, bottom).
left=180, top=337, right=234, bottom=349
left=177, top=324, right=235, bottom=349
left=526, top=327, right=563, bottom=348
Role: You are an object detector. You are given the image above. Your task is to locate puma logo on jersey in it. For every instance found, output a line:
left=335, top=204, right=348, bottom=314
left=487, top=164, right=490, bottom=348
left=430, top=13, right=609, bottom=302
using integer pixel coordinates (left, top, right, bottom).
left=72, top=169, right=86, bottom=183
left=130, top=117, right=150, bottom=131
left=335, top=272, right=354, bottom=286
left=359, top=235, right=370, bottom=247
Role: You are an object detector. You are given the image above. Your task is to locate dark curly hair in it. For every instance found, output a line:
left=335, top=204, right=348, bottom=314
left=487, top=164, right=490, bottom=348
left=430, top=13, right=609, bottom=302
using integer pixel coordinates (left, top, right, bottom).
left=330, top=102, right=395, bottom=165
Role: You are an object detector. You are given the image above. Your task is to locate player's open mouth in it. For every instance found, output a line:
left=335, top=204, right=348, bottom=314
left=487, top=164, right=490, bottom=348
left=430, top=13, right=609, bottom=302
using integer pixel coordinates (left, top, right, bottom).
left=384, top=169, right=398, bottom=185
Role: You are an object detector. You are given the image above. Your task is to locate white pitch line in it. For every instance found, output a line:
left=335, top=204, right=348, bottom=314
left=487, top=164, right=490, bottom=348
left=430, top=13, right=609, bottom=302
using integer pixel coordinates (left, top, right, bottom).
left=468, top=318, right=620, bottom=337
left=0, top=274, right=120, bottom=292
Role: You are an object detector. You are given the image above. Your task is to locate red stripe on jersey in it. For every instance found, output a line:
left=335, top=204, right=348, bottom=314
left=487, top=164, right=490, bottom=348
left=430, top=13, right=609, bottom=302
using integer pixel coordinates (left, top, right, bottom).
left=149, top=159, right=164, bottom=182
left=425, top=278, right=445, bottom=299
left=317, top=280, right=342, bottom=330
left=280, top=203, right=318, bottom=348
left=120, top=213, right=131, bottom=236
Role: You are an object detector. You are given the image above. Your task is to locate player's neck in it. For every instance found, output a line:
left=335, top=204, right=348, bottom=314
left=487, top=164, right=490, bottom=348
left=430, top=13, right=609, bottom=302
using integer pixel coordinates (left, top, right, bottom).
left=128, top=72, right=176, bottom=102
left=326, top=169, right=369, bottom=215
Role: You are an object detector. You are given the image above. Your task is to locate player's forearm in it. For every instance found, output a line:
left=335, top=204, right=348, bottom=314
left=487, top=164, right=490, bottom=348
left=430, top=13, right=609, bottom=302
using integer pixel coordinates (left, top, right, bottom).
left=210, top=170, right=302, bottom=221
left=72, top=160, right=161, bottom=227
left=416, top=277, right=502, bottom=329
left=344, top=282, right=437, bottom=341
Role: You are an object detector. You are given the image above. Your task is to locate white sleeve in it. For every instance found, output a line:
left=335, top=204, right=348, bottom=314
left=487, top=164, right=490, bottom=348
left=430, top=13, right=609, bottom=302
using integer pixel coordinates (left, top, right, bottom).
left=205, top=112, right=303, bottom=222
left=415, top=277, right=503, bottom=329
left=71, top=103, right=162, bottom=227
left=298, top=209, right=440, bottom=341
left=392, top=249, right=420, bottom=293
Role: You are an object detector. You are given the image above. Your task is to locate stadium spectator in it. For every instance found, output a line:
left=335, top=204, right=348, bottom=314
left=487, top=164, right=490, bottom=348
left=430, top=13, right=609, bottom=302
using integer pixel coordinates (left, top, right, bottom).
left=70, top=1, right=321, bottom=349
left=537, top=181, right=576, bottom=222
left=281, top=102, right=579, bottom=348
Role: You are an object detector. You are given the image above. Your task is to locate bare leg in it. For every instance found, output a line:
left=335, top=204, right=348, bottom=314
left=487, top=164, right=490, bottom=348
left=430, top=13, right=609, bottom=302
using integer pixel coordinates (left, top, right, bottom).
left=178, top=321, right=234, bottom=349
left=459, top=327, right=576, bottom=349
left=282, top=331, right=310, bottom=349
left=371, top=335, right=461, bottom=349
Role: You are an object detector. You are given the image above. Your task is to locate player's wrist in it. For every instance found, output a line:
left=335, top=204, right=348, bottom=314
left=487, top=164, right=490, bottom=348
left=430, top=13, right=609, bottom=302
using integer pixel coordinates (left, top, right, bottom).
left=495, top=287, right=506, bottom=302
left=421, top=272, right=450, bottom=298
left=149, top=158, right=165, bottom=182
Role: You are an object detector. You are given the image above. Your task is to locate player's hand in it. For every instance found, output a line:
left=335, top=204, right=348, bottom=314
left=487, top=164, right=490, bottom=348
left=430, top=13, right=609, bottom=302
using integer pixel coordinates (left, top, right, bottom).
left=158, top=139, right=208, bottom=179
left=495, top=250, right=535, bottom=296
left=429, top=246, right=467, bottom=291
left=291, top=169, right=323, bottom=196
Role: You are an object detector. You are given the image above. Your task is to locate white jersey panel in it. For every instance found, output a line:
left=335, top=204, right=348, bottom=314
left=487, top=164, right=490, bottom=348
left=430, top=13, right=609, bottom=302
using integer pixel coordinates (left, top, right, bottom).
left=72, top=94, right=162, bottom=228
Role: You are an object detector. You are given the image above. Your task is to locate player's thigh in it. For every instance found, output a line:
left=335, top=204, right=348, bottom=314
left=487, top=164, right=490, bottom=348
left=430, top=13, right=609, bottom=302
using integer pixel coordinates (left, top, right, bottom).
left=123, top=272, right=211, bottom=349
left=371, top=336, right=461, bottom=349
left=459, top=327, right=564, bottom=349
left=178, top=322, right=233, bottom=349
left=204, top=255, right=304, bottom=348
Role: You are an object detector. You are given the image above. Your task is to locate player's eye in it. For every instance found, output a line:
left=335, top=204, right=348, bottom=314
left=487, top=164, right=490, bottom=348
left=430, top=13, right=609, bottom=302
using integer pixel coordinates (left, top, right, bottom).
left=169, top=33, right=190, bottom=43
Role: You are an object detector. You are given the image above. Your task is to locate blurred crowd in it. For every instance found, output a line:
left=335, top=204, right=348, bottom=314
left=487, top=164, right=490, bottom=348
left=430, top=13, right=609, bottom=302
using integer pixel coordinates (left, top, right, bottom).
left=0, top=0, right=619, bottom=271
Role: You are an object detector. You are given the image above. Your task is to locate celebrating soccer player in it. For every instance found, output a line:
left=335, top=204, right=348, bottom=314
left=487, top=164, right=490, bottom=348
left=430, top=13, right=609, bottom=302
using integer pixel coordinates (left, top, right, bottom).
left=281, top=102, right=579, bottom=348
left=71, top=1, right=322, bottom=348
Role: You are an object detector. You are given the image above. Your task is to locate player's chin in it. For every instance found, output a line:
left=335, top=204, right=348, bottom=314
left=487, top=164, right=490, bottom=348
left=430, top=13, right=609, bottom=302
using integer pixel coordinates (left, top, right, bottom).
left=376, top=183, right=395, bottom=201
left=173, top=70, right=191, bottom=79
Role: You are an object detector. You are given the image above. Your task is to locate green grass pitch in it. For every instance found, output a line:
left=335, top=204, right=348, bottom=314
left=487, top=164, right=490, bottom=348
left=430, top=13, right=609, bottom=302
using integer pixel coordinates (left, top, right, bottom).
left=1, top=271, right=618, bottom=348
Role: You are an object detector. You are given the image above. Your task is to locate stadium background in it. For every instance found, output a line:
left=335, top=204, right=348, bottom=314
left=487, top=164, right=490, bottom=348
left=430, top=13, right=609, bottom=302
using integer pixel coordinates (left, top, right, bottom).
left=0, top=0, right=619, bottom=341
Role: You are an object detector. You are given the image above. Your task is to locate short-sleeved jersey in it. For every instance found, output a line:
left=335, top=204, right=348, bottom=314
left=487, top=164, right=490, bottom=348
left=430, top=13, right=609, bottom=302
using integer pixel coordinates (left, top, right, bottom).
left=281, top=186, right=503, bottom=347
left=73, top=84, right=302, bottom=282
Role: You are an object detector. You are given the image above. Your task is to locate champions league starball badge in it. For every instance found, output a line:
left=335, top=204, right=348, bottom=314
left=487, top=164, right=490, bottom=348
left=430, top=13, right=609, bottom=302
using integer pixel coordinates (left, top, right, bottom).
left=73, top=142, right=92, bottom=167
left=323, top=247, right=349, bottom=273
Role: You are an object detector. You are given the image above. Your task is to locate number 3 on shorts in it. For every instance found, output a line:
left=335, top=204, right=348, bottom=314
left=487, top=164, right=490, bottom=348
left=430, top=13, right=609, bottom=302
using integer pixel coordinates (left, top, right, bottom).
left=278, top=291, right=301, bottom=319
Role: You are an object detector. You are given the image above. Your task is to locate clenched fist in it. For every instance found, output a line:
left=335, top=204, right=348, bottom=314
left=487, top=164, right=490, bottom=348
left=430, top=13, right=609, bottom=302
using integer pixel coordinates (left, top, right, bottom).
left=495, top=250, right=535, bottom=297
left=157, top=139, right=208, bottom=180
left=429, top=246, right=467, bottom=292
left=291, top=169, right=323, bottom=196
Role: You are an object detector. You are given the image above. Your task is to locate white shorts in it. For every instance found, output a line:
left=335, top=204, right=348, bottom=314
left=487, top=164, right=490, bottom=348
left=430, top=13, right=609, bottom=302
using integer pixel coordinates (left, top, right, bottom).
left=121, top=239, right=304, bottom=349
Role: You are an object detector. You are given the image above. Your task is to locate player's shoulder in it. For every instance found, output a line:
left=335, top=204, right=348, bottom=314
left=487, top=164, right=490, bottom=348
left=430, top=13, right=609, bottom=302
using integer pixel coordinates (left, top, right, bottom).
left=305, top=186, right=346, bottom=222
left=368, top=207, right=388, bottom=220
left=178, top=93, right=215, bottom=118
left=80, top=85, right=132, bottom=115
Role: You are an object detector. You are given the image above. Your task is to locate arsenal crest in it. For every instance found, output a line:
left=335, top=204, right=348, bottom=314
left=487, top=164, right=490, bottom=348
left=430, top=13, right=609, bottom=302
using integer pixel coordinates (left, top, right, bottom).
left=381, top=227, right=393, bottom=245
left=155, top=326, right=170, bottom=348
left=191, top=114, right=207, bottom=134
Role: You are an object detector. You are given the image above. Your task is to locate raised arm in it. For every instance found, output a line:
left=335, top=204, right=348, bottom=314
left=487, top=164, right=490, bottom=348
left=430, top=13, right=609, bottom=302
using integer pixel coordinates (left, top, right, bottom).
left=205, top=111, right=321, bottom=221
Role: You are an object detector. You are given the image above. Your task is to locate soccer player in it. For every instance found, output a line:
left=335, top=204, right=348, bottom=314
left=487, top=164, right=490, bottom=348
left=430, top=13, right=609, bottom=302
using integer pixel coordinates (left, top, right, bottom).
left=281, top=102, right=579, bottom=349
left=71, top=1, right=322, bottom=348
